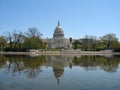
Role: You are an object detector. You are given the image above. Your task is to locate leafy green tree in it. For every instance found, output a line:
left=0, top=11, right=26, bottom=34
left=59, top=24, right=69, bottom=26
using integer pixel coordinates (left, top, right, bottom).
left=95, top=40, right=106, bottom=51
left=72, top=40, right=81, bottom=49
left=23, top=27, right=45, bottom=50
left=22, top=37, right=45, bottom=50
left=100, top=33, right=119, bottom=49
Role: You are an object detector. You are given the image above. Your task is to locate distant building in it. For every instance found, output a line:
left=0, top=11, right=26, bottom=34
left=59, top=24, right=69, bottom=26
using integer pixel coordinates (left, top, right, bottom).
left=43, top=21, right=70, bottom=49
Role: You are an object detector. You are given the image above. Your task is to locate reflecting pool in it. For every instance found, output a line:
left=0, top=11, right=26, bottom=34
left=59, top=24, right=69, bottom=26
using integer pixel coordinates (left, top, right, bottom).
left=0, top=55, right=120, bottom=90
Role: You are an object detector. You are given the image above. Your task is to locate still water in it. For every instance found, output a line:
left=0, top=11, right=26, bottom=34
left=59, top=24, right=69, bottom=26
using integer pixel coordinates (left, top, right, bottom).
left=0, top=54, right=120, bottom=90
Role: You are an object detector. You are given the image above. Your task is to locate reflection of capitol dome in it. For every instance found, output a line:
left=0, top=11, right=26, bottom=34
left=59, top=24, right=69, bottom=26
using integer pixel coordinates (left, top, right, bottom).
left=53, top=67, right=64, bottom=79
left=53, top=21, right=64, bottom=38
left=53, top=67, right=64, bottom=85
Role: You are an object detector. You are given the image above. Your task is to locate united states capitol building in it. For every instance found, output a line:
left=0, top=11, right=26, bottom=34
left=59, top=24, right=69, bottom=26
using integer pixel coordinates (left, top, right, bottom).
left=43, top=21, right=71, bottom=49
left=43, top=21, right=96, bottom=49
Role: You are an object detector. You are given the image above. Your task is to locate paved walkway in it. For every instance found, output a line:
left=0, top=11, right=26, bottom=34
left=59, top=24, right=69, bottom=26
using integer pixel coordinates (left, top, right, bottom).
left=0, top=50, right=119, bottom=56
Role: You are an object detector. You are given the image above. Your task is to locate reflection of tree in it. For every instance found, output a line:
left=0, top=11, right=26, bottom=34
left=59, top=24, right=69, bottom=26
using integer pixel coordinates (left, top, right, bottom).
left=100, top=58, right=119, bottom=73
left=4, top=55, right=25, bottom=73
left=23, top=56, right=45, bottom=78
left=26, top=68, right=42, bottom=78
left=73, top=56, right=98, bottom=70
left=1, top=55, right=46, bottom=78
left=72, top=55, right=120, bottom=73
left=5, top=60, right=24, bottom=73
left=1, top=54, right=120, bottom=79
left=0, top=55, right=6, bottom=68
left=23, top=56, right=45, bottom=69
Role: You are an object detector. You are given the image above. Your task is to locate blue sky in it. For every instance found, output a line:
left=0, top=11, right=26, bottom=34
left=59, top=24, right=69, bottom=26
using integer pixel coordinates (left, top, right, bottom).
left=0, top=0, right=120, bottom=39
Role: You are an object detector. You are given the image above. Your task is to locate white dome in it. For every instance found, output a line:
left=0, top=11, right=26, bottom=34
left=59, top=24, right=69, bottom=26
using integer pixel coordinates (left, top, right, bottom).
left=53, top=21, right=64, bottom=38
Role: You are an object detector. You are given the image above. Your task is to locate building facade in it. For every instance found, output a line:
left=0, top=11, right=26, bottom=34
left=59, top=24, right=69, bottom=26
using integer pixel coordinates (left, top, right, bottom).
left=43, top=21, right=70, bottom=49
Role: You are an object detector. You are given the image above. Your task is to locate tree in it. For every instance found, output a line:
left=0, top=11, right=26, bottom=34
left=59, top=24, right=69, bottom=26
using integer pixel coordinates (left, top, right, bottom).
left=4, top=31, right=25, bottom=51
left=5, top=32, right=13, bottom=48
left=22, top=37, right=45, bottom=50
left=25, top=27, right=42, bottom=38
left=13, top=31, right=25, bottom=51
left=100, top=33, right=119, bottom=49
left=81, top=35, right=97, bottom=51
left=73, top=40, right=81, bottom=49
left=0, top=36, right=7, bottom=51
left=23, top=27, right=44, bottom=50
left=95, top=40, right=106, bottom=51
left=87, top=36, right=97, bottom=51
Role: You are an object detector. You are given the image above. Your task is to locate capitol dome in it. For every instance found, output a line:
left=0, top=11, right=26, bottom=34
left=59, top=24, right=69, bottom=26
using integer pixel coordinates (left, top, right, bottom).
left=53, top=21, right=64, bottom=38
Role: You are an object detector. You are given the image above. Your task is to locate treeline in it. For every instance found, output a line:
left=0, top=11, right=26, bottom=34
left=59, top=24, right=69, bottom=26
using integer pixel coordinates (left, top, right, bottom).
left=72, top=55, right=120, bottom=73
left=0, top=27, right=46, bottom=51
left=72, top=33, right=120, bottom=52
left=0, top=27, right=120, bottom=52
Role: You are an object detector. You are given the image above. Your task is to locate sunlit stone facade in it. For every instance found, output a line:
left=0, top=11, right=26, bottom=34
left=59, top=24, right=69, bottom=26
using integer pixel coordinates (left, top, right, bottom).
left=43, top=21, right=70, bottom=49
